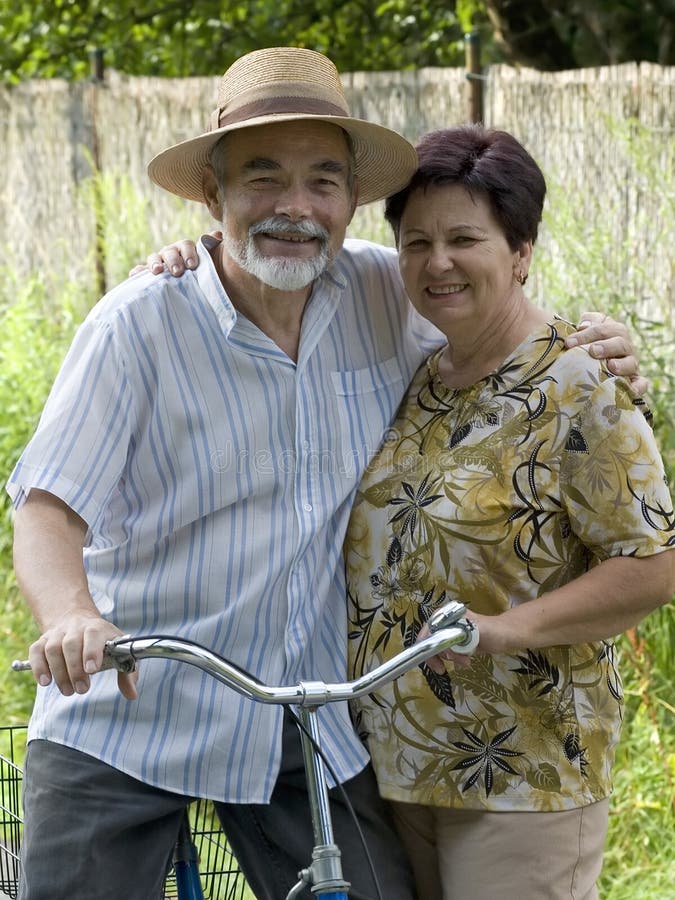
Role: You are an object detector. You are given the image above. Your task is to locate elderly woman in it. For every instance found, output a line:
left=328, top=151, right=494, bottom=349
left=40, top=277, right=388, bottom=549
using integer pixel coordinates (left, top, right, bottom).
left=345, top=125, right=674, bottom=900
left=140, top=124, right=665, bottom=898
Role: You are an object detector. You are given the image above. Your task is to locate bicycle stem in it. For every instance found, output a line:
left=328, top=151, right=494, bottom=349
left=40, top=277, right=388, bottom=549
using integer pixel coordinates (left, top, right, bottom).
left=290, top=706, right=351, bottom=898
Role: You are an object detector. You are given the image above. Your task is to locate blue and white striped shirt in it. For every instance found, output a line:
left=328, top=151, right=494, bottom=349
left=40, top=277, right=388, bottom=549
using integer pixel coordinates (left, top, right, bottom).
left=7, top=237, right=440, bottom=802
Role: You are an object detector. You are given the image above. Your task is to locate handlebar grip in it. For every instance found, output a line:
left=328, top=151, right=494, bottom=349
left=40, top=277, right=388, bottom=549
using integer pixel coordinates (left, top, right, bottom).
left=449, top=620, right=479, bottom=655
left=427, top=600, right=479, bottom=656
left=11, top=660, right=32, bottom=672
left=11, top=653, right=136, bottom=675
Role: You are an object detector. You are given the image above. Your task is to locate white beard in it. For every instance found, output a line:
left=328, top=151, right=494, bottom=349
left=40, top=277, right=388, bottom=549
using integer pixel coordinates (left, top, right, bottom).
left=222, top=216, right=332, bottom=291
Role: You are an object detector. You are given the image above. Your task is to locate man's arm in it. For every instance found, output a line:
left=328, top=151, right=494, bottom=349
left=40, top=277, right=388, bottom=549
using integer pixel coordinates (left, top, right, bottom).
left=130, top=238, right=646, bottom=395
left=13, top=489, right=138, bottom=699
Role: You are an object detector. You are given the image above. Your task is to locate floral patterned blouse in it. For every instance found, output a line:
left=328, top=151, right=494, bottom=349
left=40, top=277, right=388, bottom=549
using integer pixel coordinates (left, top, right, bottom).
left=346, top=320, right=673, bottom=812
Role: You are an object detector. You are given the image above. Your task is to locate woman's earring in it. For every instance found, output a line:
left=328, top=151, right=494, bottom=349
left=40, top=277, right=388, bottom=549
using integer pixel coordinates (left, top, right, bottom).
left=515, top=270, right=528, bottom=285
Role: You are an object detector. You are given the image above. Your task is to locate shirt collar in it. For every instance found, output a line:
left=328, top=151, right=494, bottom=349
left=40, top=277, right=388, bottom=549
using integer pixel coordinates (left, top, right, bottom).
left=193, top=235, right=238, bottom=337
left=193, top=233, right=346, bottom=346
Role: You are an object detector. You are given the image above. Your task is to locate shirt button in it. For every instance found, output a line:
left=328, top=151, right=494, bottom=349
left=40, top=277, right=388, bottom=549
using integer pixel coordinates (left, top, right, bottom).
left=302, top=440, right=311, bottom=451
left=303, top=503, right=313, bottom=512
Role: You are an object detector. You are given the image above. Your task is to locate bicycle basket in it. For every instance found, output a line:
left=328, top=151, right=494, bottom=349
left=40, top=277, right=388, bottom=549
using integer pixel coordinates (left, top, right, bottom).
left=0, top=725, right=26, bottom=900
left=0, top=726, right=247, bottom=900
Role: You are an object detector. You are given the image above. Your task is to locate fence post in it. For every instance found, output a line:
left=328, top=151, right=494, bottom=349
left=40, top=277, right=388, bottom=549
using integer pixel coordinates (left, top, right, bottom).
left=90, top=47, right=105, bottom=83
left=89, top=48, right=106, bottom=298
left=464, top=32, right=483, bottom=123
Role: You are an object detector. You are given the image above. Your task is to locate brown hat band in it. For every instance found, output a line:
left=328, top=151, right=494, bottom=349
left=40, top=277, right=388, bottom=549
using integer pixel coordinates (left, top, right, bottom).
left=210, top=97, right=349, bottom=131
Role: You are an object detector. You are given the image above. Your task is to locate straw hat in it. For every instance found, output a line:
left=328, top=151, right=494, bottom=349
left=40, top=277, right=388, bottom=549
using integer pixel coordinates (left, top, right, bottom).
left=147, top=47, right=418, bottom=207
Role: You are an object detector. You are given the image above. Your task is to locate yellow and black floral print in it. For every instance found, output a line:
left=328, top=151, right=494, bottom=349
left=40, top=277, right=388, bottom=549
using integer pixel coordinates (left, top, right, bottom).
left=346, top=320, right=673, bottom=812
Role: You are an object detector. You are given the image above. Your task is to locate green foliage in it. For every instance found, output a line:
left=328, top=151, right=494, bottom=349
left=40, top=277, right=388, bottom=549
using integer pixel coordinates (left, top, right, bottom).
left=1, top=0, right=671, bottom=81
left=481, top=0, right=674, bottom=68
left=0, top=0, right=468, bottom=81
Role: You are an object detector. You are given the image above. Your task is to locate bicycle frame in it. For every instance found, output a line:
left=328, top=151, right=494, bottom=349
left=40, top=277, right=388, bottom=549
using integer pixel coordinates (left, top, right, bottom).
left=173, top=812, right=206, bottom=900
left=13, top=600, right=478, bottom=899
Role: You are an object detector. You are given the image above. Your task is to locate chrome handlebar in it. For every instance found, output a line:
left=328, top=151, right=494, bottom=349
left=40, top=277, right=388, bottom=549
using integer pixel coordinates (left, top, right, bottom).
left=12, top=600, right=479, bottom=707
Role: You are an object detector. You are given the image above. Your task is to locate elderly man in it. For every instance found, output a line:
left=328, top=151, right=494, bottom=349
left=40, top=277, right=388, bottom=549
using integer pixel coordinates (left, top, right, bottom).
left=9, top=47, right=640, bottom=900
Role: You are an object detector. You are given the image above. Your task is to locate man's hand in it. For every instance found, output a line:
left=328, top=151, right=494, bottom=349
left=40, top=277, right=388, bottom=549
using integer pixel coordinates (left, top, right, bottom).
left=28, top=610, right=138, bottom=700
left=128, top=233, right=221, bottom=278
left=14, top=489, right=138, bottom=701
left=564, top=311, right=647, bottom=396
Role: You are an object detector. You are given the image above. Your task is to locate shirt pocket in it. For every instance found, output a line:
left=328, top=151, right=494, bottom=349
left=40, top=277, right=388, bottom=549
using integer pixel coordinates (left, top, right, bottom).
left=330, top=356, right=405, bottom=481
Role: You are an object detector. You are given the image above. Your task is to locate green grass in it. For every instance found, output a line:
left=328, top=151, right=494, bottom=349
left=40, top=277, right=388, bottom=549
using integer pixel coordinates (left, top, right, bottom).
left=599, top=612, right=675, bottom=897
left=0, top=275, right=91, bottom=735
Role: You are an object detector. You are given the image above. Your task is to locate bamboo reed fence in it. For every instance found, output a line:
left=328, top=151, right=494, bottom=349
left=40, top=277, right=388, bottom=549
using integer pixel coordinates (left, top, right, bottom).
left=1, top=62, right=673, bottom=314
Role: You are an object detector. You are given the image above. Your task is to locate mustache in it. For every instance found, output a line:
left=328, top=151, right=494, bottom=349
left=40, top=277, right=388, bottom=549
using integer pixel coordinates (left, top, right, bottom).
left=248, top=217, right=330, bottom=241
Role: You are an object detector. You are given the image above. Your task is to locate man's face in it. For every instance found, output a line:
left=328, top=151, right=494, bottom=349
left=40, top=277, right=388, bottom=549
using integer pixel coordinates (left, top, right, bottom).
left=211, top=121, right=357, bottom=293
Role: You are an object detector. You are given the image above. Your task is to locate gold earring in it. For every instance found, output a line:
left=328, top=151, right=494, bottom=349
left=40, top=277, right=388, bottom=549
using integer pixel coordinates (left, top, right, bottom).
left=515, top=270, right=528, bottom=285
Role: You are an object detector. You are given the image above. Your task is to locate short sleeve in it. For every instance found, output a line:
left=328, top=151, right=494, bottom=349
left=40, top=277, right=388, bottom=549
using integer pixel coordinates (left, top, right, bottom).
left=560, top=374, right=673, bottom=558
left=6, top=316, right=135, bottom=531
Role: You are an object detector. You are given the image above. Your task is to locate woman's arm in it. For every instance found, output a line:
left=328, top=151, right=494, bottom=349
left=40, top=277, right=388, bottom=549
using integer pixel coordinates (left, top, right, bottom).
left=476, top=552, right=672, bottom=651
left=426, top=552, right=673, bottom=672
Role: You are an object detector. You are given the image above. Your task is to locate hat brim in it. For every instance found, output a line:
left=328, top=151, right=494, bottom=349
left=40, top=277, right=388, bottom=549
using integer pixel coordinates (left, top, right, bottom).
left=147, top=114, right=418, bottom=207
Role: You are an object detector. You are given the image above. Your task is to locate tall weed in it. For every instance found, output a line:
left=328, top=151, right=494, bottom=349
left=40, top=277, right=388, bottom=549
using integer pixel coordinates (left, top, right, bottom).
left=535, top=118, right=674, bottom=482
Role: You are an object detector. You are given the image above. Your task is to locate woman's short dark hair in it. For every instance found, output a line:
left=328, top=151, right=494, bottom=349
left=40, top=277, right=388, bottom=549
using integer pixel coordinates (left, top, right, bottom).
left=385, top=124, right=547, bottom=251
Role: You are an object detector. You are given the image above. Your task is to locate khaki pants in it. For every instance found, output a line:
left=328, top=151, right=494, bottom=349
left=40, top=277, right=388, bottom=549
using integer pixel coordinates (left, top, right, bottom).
left=391, top=798, right=610, bottom=900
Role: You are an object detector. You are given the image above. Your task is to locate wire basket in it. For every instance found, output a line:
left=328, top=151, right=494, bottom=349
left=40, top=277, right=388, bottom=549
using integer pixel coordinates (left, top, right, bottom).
left=163, top=801, right=248, bottom=900
left=0, top=725, right=247, bottom=900
left=0, top=726, right=24, bottom=899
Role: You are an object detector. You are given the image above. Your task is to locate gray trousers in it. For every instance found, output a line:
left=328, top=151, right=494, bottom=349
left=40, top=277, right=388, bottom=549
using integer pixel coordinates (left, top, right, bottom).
left=18, top=715, right=416, bottom=900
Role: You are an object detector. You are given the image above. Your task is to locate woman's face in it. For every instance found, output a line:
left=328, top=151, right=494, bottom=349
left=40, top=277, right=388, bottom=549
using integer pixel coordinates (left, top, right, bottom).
left=397, top=183, right=530, bottom=335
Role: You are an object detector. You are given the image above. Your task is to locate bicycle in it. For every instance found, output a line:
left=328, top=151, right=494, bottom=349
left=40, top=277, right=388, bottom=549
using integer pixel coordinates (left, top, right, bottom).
left=6, top=600, right=478, bottom=900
